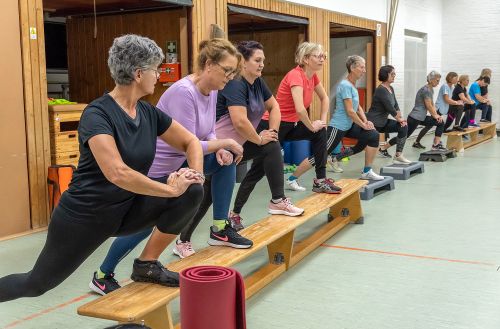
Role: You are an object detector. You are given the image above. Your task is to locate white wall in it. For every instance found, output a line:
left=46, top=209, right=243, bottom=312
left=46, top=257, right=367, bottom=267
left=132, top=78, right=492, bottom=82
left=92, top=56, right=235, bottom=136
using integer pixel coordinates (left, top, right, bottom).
left=390, top=0, right=443, bottom=114
left=442, top=0, right=500, bottom=125
left=285, top=0, right=388, bottom=22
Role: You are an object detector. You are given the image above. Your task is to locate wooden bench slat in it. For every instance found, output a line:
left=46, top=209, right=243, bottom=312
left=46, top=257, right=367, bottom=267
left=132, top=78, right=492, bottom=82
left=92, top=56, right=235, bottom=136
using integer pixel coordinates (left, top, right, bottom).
left=78, top=179, right=367, bottom=323
left=445, top=122, right=496, bottom=152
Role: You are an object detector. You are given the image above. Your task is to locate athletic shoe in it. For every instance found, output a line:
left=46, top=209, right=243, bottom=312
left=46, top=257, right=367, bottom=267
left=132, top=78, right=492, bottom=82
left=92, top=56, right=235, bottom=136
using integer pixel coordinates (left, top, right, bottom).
left=172, top=240, right=195, bottom=259
left=208, top=224, right=253, bottom=249
left=89, top=271, right=121, bottom=295
left=361, top=169, right=384, bottom=181
left=285, top=179, right=306, bottom=191
left=131, top=259, right=179, bottom=287
left=268, top=197, right=304, bottom=216
left=312, top=178, right=342, bottom=194
left=469, top=123, right=480, bottom=127
left=228, top=212, right=244, bottom=231
left=327, top=156, right=343, bottom=173
left=378, top=148, right=392, bottom=158
left=432, top=143, right=448, bottom=151
left=452, top=125, right=465, bottom=132
left=393, top=154, right=412, bottom=164
left=412, top=142, right=426, bottom=149
left=335, top=147, right=354, bottom=161
left=480, top=119, right=490, bottom=123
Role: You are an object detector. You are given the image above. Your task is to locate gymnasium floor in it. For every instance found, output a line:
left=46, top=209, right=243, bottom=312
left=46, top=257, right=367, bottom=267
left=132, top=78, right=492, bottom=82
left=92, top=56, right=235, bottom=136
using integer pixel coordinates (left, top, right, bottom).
left=1, top=133, right=500, bottom=329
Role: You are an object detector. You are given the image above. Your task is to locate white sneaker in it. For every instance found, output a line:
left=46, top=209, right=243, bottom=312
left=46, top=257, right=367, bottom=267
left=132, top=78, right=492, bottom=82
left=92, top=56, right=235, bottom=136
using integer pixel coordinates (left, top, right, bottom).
left=327, top=156, right=344, bottom=173
left=361, top=169, right=384, bottom=181
left=393, top=154, right=412, bottom=164
left=285, top=179, right=306, bottom=191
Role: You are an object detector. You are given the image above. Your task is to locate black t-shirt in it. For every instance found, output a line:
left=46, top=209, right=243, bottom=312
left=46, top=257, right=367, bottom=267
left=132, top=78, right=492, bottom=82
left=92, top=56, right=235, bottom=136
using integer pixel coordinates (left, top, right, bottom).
left=452, top=84, right=466, bottom=101
left=216, top=76, right=272, bottom=123
left=59, top=94, right=172, bottom=221
left=367, top=85, right=400, bottom=127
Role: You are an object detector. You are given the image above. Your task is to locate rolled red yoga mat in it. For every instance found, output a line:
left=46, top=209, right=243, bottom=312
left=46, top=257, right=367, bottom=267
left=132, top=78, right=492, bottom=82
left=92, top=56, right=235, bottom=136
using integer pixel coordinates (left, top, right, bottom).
left=180, top=266, right=246, bottom=329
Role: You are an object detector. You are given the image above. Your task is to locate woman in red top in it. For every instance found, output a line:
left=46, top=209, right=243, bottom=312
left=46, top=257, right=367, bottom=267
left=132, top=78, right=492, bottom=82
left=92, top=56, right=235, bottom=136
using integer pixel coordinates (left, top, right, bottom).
left=235, top=42, right=339, bottom=213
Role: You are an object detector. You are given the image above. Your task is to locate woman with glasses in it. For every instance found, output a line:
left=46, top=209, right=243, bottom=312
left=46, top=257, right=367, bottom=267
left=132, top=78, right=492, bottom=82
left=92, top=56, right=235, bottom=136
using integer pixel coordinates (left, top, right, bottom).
left=407, top=71, right=447, bottom=151
left=187, top=41, right=304, bottom=233
left=368, top=65, right=411, bottom=164
left=254, top=42, right=338, bottom=194
left=88, top=38, right=252, bottom=296
left=0, top=34, right=205, bottom=302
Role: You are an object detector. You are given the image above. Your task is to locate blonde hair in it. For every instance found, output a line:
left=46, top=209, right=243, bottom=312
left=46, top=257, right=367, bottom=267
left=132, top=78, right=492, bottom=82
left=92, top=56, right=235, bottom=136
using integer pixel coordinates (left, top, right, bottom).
left=480, top=68, right=492, bottom=77
left=458, top=74, right=469, bottom=84
left=295, top=42, right=323, bottom=67
left=197, top=38, right=241, bottom=71
left=346, top=55, right=365, bottom=73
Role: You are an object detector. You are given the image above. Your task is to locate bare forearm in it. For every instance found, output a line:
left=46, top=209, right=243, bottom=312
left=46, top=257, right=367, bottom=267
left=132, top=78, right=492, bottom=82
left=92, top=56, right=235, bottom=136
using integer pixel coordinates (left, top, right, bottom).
left=320, top=99, right=329, bottom=122
left=185, top=140, right=203, bottom=172
left=268, top=108, right=281, bottom=131
left=112, top=166, right=178, bottom=197
left=296, top=109, right=314, bottom=131
left=234, top=120, right=261, bottom=144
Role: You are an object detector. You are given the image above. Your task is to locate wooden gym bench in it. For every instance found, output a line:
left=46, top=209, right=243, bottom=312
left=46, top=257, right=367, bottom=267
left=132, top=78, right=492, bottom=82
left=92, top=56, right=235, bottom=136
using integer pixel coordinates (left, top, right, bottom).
left=445, top=122, right=496, bottom=153
left=78, top=179, right=367, bottom=329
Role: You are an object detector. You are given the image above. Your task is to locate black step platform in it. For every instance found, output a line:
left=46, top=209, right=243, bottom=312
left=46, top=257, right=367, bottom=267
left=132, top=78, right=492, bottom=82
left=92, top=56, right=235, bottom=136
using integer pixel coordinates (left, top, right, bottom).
left=379, top=162, right=425, bottom=180
left=418, top=149, right=456, bottom=162
left=359, top=176, right=395, bottom=200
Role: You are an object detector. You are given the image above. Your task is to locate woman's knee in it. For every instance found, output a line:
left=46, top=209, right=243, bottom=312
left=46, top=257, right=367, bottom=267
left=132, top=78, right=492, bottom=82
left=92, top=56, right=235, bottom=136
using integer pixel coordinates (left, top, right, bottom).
left=366, top=130, right=380, bottom=147
left=184, top=183, right=204, bottom=205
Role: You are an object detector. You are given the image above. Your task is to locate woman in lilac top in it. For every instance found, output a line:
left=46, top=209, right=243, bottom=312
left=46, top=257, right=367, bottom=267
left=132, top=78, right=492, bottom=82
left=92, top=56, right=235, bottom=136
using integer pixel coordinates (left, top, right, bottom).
left=89, top=39, right=253, bottom=295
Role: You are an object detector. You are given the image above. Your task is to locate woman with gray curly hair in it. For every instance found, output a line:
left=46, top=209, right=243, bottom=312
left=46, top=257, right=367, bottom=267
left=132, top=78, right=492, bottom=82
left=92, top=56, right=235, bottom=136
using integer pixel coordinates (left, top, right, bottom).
left=0, top=34, right=205, bottom=302
left=407, top=70, right=447, bottom=150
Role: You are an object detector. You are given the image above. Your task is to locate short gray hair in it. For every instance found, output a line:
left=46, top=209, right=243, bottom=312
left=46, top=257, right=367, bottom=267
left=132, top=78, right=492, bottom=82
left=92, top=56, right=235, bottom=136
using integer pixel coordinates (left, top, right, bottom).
left=346, top=55, right=365, bottom=73
left=108, top=34, right=165, bottom=85
left=426, top=70, right=441, bottom=82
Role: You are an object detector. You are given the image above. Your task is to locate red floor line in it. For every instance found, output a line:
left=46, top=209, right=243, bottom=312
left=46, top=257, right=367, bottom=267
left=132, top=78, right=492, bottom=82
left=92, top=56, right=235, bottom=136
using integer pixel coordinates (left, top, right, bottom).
left=321, top=244, right=496, bottom=267
left=2, top=278, right=132, bottom=329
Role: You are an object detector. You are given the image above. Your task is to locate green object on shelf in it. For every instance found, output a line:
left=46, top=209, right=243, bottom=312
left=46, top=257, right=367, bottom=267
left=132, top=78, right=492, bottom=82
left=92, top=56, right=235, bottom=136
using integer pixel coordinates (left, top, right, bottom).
left=48, top=98, right=77, bottom=105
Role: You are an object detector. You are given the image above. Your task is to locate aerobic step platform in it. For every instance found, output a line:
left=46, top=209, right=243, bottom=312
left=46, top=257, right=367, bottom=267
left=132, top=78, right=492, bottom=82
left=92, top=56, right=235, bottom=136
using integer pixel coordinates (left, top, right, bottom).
left=379, top=162, right=424, bottom=180
left=359, top=176, right=395, bottom=200
left=418, top=149, right=456, bottom=162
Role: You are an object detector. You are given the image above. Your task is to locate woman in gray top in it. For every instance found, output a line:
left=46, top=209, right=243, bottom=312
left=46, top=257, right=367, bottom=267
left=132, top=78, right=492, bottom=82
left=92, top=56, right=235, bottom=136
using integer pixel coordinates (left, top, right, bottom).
left=406, top=71, right=446, bottom=151
left=367, top=65, right=411, bottom=164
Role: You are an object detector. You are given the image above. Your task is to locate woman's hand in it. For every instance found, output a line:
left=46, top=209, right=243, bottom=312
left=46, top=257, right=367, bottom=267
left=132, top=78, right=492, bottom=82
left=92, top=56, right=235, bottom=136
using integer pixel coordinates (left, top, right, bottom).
left=166, top=169, right=204, bottom=197
left=397, top=118, right=408, bottom=127
left=311, top=120, right=326, bottom=132
left=259, top=129, right=279, bottom=145
left=362, top=121, right=375, bottom=130
left=216, top=149, right=234, bottom=166
left=433, top=114, right=443, bottom=123
left=222, top=139, right=243, bottom=157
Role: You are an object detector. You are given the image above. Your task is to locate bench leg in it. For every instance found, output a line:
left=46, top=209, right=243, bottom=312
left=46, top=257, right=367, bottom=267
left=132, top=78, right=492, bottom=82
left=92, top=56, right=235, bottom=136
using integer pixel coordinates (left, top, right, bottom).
left=267, top=230, right=294, bottom=269
left=446, top=135, right=463, bottom=152
left=329, top=191, right=363, bottom=224
left=138, top=304, right=174, bottom=329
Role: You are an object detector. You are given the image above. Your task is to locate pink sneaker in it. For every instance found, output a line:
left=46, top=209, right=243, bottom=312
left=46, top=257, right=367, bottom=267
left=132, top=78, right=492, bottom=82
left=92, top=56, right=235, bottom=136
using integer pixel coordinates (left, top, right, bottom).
left=229, top=212, right=244, bottom=231
left=268, top=197, right=304, bottom=216
left=172, top=240, right=195, bottom=259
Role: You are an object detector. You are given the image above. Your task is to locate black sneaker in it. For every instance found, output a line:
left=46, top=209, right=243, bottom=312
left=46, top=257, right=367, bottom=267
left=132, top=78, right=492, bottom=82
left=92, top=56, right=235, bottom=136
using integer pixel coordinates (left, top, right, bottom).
left=452, top=125, right=465, bottom=132
left=208, top=224, right=253, bottom=249
left=480, top=119, right=490, bottom=123
left=412, top=142, right=426, bottom=149
left=378, top=148, right=392, bottom=158
left=131, top=259, right=179, bottom=287
left=432, top=143, right=448, bottom=151
left=312, top=178, right=342, bottom=194
left=89, top=271, right=121, bottom=295
left=335, top=147, right=354, bottom=161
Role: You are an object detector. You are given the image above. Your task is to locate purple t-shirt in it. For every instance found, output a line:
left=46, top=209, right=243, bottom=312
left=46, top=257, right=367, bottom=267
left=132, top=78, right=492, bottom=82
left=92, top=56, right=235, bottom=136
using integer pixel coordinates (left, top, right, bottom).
left=148, top=76, right=217, bottom=178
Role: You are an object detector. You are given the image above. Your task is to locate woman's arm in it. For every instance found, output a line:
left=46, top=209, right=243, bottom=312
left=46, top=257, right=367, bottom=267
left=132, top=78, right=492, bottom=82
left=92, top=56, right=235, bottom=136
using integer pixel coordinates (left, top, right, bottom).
left=444, top=94, right=460, bottom=105
left=265, top=96, right=281, bottom=132
left=89, top=130, right=200, bottom=198
left=314, top=82, right=329, bottom=123
left=424, top=98, right=441, bottom=120
left=291, top=86, right=316, bottom=131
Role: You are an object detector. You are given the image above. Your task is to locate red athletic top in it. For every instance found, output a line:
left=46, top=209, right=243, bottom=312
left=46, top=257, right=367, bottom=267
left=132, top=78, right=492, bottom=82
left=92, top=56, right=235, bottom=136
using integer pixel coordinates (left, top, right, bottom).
left=262, top=66, right=320, bottom=122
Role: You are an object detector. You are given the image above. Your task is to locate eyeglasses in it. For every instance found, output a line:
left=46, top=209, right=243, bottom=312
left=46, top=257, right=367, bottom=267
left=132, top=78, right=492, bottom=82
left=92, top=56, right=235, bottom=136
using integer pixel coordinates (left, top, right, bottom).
left=310, top=53, right=327, bottom=60
left=214, top=62, right=238, bottom=78
left=142, top=67, right=162, bottom=78
left=390, top=72, right=396, bottom=76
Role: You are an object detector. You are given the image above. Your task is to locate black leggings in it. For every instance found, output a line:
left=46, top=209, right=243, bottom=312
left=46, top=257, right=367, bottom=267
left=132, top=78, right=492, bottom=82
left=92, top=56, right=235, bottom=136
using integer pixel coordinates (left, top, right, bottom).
left=0, top=180, right=203, bottom=302
left=408, top=116, right=444, bottom=142
left=324, top=124, right=379, bottom=159
left=229, top=120, right=326, bottom=214
left=374, top=119, right=408, bottom=153
left=180, top=140, right=284, bottom=240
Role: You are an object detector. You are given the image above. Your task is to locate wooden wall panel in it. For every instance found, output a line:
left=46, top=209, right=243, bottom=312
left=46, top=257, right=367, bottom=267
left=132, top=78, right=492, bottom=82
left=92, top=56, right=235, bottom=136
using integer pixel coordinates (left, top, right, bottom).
left=230, top=28, right=302, bottom=94
left=18, top=0, right=51, bottom=229
left=0, top=0, right=31, bottom=237
left=67, top=9, right=184, bottom=105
